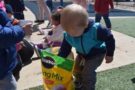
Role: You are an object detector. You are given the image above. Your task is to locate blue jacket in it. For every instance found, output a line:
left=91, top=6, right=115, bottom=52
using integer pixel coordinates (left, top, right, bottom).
left=58, top=20, right=115, bottom=59
left=0, top=9, right=25, bottom=79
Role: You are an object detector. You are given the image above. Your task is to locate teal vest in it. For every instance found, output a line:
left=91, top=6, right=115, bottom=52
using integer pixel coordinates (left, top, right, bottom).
left=64, top=23, right=105, bottom=55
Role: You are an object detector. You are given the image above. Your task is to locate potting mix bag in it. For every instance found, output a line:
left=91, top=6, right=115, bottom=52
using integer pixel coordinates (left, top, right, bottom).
left=39, top=48, right=75, bottom=90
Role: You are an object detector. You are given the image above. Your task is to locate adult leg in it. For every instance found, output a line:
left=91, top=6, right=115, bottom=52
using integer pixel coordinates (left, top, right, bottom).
left=0, top=73, right=17, bottom=90
left=46, top=0, right=53, bottom=11
left=103, top=13, right=111, bottom=29
left=42, top=0, right=52, bottom=28
left=37, top=0, right=45, bottom=21
left=38, top=0, right=52, bottom=27
left=24, top=1, right=41, bottom=21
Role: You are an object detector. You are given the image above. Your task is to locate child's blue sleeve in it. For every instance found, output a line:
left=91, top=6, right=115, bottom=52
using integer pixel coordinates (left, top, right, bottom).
left=0, top=25, right=25, bottom=48
left=58, top=37, right=72, bottom=58
left=97, top=26, right=115, bottom=56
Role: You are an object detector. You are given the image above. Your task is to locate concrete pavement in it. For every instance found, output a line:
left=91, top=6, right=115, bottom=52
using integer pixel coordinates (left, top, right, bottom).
left=17, top=2, right=135, bottom=90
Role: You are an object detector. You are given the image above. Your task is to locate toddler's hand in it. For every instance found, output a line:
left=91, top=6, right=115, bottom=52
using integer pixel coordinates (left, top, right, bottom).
left=105, top=56, right=113, bottom=63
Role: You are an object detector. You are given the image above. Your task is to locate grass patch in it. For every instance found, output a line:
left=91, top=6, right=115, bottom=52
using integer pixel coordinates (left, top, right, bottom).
left=96, top=63, right=135, bottom=90
left=27, top=63, right=135, bottom=90
left=101, top=17, right=135, bottom=38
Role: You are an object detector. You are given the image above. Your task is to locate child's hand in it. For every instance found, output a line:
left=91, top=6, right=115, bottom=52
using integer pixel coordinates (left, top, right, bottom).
left=105, top=56, right=113, bottom=63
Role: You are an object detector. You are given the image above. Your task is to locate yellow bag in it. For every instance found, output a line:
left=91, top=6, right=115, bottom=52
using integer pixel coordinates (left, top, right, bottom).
left=39, top=48, right=75, bottom=90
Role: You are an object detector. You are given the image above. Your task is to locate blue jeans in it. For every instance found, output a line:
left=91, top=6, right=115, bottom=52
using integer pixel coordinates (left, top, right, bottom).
left=0, top=73, right=17, bottom=90
left=95, top=13, right=111, bottom=29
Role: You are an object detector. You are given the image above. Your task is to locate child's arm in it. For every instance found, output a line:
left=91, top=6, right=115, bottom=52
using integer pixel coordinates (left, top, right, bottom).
left=97, top=26, right=115, bottom=63
left=0, top=24, right=25, bottom=48
left=58, top=37, right=72, bottom=58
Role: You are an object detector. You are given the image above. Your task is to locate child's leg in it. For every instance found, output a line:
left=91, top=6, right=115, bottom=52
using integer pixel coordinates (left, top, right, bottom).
left=103, top=13, right=111, bottom=29
left=81, top=54, right=105, bottom=90
left=95, top=13, right=102, bottom=23
left=73, top=55, right=84, bottom=89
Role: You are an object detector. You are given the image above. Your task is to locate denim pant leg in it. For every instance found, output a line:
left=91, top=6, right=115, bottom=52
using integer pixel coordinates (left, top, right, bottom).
left=81, top=54, right=105, bottom=90
left=73, top=55, right=84, bottom=89
left=0, top=73, right=17, bottom=90
left=95, top=13, right=102, bottom=23
left=103, top=13, right=111, bottom=29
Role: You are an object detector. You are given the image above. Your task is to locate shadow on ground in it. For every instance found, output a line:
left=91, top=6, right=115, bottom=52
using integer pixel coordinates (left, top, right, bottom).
left=131, top=78, right=135, bottom=84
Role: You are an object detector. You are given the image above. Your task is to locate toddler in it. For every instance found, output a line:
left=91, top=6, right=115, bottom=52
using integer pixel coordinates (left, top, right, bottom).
left=58, top=4, right=115, bottom=90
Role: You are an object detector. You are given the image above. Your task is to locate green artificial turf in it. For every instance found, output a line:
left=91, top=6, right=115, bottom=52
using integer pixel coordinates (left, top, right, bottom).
left=27, top=63, right=135, bottom=90
left=101, top=17, right=135, bottom=38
